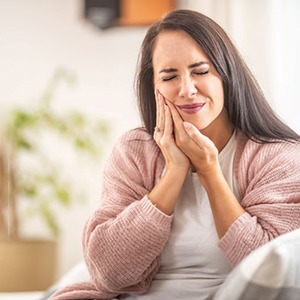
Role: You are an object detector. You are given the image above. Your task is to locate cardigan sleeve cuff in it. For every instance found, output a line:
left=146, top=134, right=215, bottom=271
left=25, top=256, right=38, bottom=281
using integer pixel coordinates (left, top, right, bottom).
left=139, top=196, right=173, bottom=227
left=218, top=212, right=253, bottom=265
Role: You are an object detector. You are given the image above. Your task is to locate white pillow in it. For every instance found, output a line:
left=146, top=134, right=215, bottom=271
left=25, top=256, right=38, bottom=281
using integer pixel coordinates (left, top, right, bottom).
left=214, top=228, right=300, bottom=300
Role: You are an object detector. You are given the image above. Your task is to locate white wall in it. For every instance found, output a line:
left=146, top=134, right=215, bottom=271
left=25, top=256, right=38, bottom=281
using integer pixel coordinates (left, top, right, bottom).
left=1, top=0, right=299, bottom=282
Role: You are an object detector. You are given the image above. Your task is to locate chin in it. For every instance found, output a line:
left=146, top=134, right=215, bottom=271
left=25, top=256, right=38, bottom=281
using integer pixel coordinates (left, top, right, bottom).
left=183, top=117, right=210, bottom=132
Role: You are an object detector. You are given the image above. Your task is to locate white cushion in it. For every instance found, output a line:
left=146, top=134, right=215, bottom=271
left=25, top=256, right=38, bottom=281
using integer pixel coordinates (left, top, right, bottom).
left=214, top=228, right=300, bottom=300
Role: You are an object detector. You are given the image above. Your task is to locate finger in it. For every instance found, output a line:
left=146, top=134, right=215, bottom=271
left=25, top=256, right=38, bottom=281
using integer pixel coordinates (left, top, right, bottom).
left=154, top=90, right=165, bottom=133
left=163, top=103, right=173, bottom=138
left=165, top=99, right=183, bottom=122
left=182, top=122, right=213, bottom=148
left=153, top=91, right=168, bottom=141
left=155, top=90, right=160, bottom=129
left=166, top=99, right=187, bottom=138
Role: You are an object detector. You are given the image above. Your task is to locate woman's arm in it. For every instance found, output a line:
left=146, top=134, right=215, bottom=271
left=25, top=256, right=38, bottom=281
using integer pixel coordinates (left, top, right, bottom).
left=183, top=123, right=300, bottom=266
left=82, top=130, right=172, bottom=294
left=219, top=139, right=300, bottom=265
left=148, top=92, right=190, bottom=215
left=165, top=100, right=245, bottom=238
left=166, top=99, right=300, bottom=266
left=69, top=91, right=191, bottom=296
left=180, top=121, right=245, bottom=238
left=196, top=163, right=245, bottom=238
left=83, top=105, right=191, bottom=295
left=50, top=129, right=175, bottom=299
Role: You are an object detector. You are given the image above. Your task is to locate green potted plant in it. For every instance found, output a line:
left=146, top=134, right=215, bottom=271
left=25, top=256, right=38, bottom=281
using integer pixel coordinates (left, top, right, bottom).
left=0, top=69, right=109, bottom=292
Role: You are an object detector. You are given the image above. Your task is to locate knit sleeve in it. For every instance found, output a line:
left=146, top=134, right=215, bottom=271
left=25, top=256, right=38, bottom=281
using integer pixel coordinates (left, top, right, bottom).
left=82, top=129, right=171, bottom=296
left=219, top=139, right=300, bottom=266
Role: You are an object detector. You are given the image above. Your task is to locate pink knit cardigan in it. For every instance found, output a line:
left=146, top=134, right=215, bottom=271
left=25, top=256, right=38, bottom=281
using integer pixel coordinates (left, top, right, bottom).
left=50, top=128, right=300, bottom=300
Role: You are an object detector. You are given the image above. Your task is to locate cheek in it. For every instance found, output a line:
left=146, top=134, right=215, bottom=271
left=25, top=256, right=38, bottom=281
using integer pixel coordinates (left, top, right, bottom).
left=203, top=79, right=224, bottom=106
left=155, top=83, right=177, bottom=101
left=212, top=77, right=224, bottom=99
left=215, top=83, right=224, bottom=107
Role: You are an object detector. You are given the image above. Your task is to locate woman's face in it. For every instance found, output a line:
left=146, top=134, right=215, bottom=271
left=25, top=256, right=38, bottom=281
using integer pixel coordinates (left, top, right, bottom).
left=152, top=30, right=230, bottom=136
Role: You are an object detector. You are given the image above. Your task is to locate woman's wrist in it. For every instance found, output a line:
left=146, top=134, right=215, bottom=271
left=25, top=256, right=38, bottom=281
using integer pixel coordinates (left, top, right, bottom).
left=196, top=163, right=221, bottom=185
left=148, top=166, right=189, bottom=215
left=165, top=162, right=190, bottom=174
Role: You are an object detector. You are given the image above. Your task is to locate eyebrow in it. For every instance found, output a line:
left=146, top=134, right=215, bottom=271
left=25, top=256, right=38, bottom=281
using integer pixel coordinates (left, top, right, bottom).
left=159, top=61, right=209, bottom=74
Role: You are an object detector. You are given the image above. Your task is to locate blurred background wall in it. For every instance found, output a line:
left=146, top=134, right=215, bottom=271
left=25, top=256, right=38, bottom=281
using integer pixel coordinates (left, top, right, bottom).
left=0, top=0, right=299, bottom=281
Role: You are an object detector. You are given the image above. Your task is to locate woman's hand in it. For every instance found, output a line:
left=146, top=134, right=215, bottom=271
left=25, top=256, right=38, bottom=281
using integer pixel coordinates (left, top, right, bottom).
left=164, top=100, right=244, bottom=236
left=154, top=91, right=190, bottom=173
left=165, top=99, right=219, bottom=177
left=147, top=91, right=190, bottom=215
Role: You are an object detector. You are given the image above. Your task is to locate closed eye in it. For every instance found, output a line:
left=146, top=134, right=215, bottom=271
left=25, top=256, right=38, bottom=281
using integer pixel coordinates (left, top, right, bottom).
left=162, top=69, right=209, bottom=81
left=194, top=69, right=209, bottom=76
left=162, top=75, right=177, bottom=82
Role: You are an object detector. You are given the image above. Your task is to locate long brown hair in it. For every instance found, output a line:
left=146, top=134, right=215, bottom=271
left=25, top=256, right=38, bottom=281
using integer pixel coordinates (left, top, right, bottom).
left=135, top=9, right=299, bottom=143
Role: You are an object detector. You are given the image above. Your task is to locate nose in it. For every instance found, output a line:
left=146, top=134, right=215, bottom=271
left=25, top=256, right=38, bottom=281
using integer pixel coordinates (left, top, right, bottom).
left=179, top=77, right=197, bottom=99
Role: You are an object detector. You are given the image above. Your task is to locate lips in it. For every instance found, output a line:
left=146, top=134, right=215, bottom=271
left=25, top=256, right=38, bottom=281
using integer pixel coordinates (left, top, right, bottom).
left=176, top=103, right=205, bottom=114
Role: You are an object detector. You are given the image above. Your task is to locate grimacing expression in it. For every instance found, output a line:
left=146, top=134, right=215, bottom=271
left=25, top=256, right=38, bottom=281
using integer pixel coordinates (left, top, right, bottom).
left=152, top=30, right=230, bottom=136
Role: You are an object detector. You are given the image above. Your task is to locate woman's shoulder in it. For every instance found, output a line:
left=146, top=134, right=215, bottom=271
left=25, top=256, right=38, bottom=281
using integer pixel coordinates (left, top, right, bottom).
left=236, top=130, right=300, bottom=161
left=235, top=131, right=300, bottom=181
left=119, top=127, right=154, bottom=143
left=235, top=131, right=300, bottom=197
left=107, top=127, right=164, bottom=184
left=112, top=127, right=161, bottom=159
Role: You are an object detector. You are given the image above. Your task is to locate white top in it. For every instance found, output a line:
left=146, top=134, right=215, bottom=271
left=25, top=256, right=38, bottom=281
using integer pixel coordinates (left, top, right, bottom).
left=120, top=132, right=239, bottom=299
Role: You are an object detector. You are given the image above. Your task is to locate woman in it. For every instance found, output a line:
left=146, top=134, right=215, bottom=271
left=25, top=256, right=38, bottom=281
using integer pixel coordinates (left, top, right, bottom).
left=50, top=9, right=300, bottom=300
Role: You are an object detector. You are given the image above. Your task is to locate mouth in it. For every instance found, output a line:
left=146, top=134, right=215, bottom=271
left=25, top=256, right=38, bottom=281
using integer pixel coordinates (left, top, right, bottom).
left=176, top=103, right=205, bottom=114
